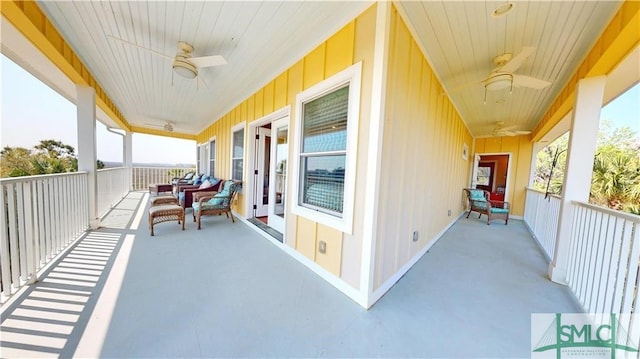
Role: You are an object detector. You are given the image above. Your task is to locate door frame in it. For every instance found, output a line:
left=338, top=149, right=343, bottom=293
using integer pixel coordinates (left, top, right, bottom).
left=245, top=106, right=291, bottom=226
left=267, top=117, right=289, bottom=234
left=471, top=152, right=512, bottom=201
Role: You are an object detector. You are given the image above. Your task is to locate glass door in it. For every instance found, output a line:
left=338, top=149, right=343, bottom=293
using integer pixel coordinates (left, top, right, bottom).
left=268, top=117, right=288, bottom=235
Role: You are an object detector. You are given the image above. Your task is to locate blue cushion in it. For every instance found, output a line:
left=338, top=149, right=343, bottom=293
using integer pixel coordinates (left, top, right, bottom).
left=475, top=201, right=488, bottom=210
left=208, top=181, right=235, bottom=206
left=469, top=190, right=486, bottom=201
left=192, top=201, right=200, bottom=212
left=491, top=207, right=509, bottom=214
left=178, top=192, right=185, bottom=201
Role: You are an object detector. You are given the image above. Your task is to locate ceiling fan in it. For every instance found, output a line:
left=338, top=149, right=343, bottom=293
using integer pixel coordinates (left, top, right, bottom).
left=145, top=121, right=174, bottom=132
left=453, top=47, right=552, bottom=101
left=108, top=36, right=227, bottom=80
left=492, top=122, right=531, bottom=137
left=483, top=47, right=551, bottom=91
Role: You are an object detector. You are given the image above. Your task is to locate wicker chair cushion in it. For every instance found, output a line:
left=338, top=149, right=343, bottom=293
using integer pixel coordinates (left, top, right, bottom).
left=491, top=207, right=509, bottom=214
left=469, top=190, right=486, bottom=201
left=208, top=181, right=235, bottom=205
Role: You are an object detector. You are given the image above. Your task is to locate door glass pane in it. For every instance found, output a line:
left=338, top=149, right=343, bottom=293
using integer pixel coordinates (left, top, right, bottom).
left=275, top=127, right=288, bottom=218
left=262, top=135, right=271, bottom=205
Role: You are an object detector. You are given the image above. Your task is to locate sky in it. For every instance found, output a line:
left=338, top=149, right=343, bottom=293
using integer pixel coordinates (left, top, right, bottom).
left=1, top=55, right=195, bottom=165
left=1, top=54, right=638, bottom=165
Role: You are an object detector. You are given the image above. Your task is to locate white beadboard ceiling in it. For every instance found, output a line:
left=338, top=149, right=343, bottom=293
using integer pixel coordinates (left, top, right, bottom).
left=34, top=1, right=621, bottom=137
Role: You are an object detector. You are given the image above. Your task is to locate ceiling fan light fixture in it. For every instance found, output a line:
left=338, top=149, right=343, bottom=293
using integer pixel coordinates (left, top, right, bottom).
left=492, top=2, right=514, bottom=17
left=172, top=58, right=198, bottom=79
left=485, top=73, right=513, bottom=91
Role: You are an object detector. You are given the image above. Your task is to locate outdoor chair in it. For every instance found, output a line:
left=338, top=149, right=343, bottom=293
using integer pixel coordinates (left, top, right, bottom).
left=463, top=188, right=510, bottom=225
left=178, top=176, right=222, bottom=209
left=192, top=180, right=241, bottom=229
left=171, top=171, right=195, bottom=185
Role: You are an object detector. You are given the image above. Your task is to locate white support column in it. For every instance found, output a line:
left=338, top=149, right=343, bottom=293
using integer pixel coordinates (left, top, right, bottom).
left=548, top=76, right=606, bottom=284
left=77, top=85, right=100, bottom=229
left=125, top=131, right=133, bottom=190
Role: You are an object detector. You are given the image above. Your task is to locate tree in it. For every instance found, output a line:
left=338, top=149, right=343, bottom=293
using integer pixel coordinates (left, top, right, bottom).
left=0, top=146, right=34, bottom=177
left=1, top=139, right=106, bottom=178
left=534, top=120, right=640, bottom=214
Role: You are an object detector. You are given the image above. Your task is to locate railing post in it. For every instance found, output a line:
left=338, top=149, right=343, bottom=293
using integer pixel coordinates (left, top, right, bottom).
left=549, top=76, right=606, bottom=284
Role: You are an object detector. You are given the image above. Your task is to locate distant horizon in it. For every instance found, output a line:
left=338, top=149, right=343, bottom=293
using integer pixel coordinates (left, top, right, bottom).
left=102, top=161, right=195, bottom=168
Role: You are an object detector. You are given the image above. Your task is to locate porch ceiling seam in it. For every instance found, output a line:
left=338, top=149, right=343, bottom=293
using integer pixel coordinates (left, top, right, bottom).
left=1, top=1, right=132, bottom=132
left=531, top=1, right=639, bottom=143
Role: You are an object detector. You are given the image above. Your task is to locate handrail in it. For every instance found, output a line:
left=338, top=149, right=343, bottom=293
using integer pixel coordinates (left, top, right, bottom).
left=525, top=187, right=562, bottom=200
left=0, top=171, right=88, bottom=184
left=571, top=200, right=640, bottom=223
left=97, top=166, right=127, bottom=172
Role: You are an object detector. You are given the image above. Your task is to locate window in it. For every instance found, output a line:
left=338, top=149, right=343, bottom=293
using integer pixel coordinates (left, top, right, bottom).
left=209, top=138, right=216, bottom=177
left=196, top=145, right=201, bottom=174
left=231, top=125, right=245, bottom=181
left=477, top=166, right=491, bottom=186
left=299, top=86, right=348, bottom=214
left=292, top=62, right=361, bottom=234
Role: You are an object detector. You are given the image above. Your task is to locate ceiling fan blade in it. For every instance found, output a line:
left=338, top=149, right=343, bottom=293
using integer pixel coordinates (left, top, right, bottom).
left=500, top=46, right=535, bottom=73
left=107, top=35, right=173, bottom=61
left=513, top=74, right=551, bottom=89
left=190, top=55, right=227, bottom=68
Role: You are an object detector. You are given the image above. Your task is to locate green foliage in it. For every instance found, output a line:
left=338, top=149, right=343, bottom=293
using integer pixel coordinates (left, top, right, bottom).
left=534, top=119, right=640, bottom=214
left=1, top=140, right=105, bottom=178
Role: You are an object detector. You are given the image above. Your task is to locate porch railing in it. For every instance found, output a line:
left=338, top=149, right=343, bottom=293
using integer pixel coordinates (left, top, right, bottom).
left=97, top=166, right=130, bottom=217
left=0, top=172, right=89, bottom=301
left=131, top=166, right=194, bottom=191
left=566, top=201, right=640, bottom=321
left=524, top=188, right=561, bottom=260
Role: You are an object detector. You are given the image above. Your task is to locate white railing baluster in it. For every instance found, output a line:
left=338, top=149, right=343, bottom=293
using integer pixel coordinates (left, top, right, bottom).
left=36, top=179, right=46, bottom=266
left=24, top=180, right=37, bottom=284
left=16, top=182, right=28, bottom=283
left=0, top=184, right=12, bottom=299
left=523, top=188, right=561, bottom=261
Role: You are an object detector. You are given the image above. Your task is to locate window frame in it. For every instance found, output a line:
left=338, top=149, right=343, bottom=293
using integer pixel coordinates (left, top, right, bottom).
left=291, top=62, right=362, bottom=234
left=231, top=123, right=245, bottom=181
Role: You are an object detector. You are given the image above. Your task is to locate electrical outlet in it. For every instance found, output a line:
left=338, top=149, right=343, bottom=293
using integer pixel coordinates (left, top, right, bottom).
left=318, top=240, right=327, bottom=254
left=448, top=209, right=452, bottom=216
left=412, top=231, right=419, bottom=242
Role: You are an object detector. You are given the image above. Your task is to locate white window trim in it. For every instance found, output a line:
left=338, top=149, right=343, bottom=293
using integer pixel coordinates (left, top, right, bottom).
left=231, top=123, right=246, bottom=181
left=291, top=62, right=362, bottom=235
left=208, top=136, right=216, bottom=177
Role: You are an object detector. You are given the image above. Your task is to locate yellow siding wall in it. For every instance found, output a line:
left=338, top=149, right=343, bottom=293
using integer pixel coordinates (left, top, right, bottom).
left=196, top=5, right=377, bottom=287
left=474, top=136, right=533, bottom=216
left=374, top=6, right=474, bottom=289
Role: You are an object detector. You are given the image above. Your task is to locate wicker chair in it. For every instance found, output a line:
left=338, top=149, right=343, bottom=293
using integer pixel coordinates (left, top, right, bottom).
left=463, top=188, right=510, bottom=225
left=192, top=180, right=241, bottom=229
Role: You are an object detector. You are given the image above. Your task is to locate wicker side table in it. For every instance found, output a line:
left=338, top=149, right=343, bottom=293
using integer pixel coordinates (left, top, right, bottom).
left=148, top=204, right=185, bottom=236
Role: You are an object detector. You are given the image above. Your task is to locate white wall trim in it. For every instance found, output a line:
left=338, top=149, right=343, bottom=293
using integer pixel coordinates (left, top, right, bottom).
left=360, top=1, right=391, bottom=308
left=368, top=211, right=466, bottom=307
left=235, top=214, right=367, bottom=308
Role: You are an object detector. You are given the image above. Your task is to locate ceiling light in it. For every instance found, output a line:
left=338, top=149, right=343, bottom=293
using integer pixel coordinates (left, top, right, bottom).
left=173, top=58, right=198, bottom=79
left=485, top=73, right=513, bottom=91
left=492, top=2, right=514, bottom=18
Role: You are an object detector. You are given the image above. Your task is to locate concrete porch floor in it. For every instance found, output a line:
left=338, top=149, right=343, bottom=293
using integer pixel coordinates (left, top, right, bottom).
left=0, top=192, right=581, bottom=358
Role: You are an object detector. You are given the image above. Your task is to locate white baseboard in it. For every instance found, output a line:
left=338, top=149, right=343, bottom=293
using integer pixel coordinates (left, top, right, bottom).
left=367, top=211, right=466, bottom=307
left=236, top=214, right=368, bottom=308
